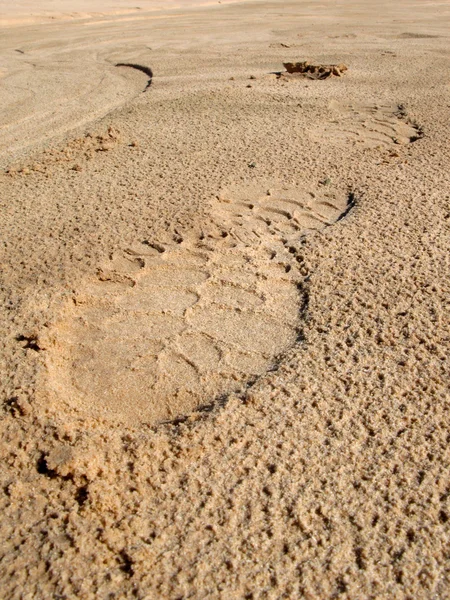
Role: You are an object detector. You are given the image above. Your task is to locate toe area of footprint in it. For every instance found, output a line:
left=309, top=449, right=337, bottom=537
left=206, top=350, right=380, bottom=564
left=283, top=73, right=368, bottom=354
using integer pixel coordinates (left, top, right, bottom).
left=45, top=182, right=350, bottom=426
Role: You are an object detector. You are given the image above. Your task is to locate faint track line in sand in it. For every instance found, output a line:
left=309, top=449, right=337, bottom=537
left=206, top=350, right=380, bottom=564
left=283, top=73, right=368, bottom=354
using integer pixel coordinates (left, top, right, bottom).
left=43, top=183, right=355, bottom=426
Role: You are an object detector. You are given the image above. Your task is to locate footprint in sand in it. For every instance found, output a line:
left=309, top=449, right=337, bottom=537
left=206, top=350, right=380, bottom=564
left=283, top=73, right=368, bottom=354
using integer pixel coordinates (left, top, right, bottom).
left=44, top=183, right=351, bottom=425
left=314, top=101, right=423, bottom=148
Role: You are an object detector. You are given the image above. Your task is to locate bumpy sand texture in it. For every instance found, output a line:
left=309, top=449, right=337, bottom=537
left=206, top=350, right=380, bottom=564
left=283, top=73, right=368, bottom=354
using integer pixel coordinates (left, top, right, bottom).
left=0, top=0, right=449, bottom=598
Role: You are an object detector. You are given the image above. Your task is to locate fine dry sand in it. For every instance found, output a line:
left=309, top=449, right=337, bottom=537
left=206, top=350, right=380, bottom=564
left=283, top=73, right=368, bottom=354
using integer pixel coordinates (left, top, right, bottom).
left=0, top=0, right=449, bottom=597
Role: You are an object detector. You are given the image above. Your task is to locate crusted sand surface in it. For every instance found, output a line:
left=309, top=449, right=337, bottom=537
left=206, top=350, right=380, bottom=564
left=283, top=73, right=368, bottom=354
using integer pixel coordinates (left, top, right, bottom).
left=0, top=0, right=449, bottom=598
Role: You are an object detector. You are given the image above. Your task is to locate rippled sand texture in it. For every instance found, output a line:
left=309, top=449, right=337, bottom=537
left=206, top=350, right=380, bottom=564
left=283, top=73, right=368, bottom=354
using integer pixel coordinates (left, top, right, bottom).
left=0, top=0, right=449, bottom=598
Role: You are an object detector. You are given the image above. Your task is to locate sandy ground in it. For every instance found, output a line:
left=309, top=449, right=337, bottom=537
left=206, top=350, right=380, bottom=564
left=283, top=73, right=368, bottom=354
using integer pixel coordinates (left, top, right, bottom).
left=1, top=0, right=449, bottom=597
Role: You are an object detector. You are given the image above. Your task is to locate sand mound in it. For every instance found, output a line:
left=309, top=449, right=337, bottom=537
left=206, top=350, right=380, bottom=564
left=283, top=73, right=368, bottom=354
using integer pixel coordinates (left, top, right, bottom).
left=0, top=48, right=152, bottom=167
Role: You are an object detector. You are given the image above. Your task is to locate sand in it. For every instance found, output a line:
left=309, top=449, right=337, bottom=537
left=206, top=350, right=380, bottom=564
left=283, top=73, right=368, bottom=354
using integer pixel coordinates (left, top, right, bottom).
left=0, top=0, right=449, bottom=597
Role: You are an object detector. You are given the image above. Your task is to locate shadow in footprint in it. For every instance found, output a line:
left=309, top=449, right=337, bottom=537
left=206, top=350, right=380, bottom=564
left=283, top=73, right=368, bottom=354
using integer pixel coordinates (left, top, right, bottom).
left=115, top=63, right=153, bottom=90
